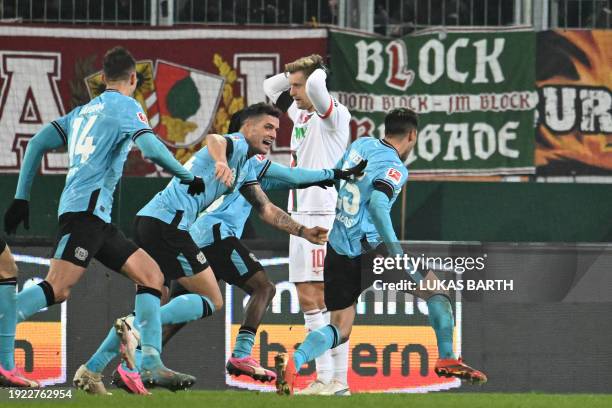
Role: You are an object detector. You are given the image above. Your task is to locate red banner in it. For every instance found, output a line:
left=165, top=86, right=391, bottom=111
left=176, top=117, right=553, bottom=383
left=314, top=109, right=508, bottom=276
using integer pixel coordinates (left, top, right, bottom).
left=0, top=25, right=327, bottom=175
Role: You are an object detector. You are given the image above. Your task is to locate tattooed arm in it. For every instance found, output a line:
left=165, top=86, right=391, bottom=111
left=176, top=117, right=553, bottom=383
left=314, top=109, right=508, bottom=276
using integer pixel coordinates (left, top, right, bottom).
left=239, top=183, right=328, bottom=244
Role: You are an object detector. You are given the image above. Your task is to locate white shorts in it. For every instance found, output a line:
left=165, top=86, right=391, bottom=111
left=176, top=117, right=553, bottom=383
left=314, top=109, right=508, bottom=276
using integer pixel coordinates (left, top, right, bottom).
left=289, top=213, right=335, bottom=283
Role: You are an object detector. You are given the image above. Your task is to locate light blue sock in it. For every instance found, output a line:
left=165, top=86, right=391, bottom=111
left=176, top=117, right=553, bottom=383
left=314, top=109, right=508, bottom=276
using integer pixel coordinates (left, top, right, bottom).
left=0, top=280, right=17, bottom=370
left=161, top=294, right=214, bottom=325
left=135, top=291, right=163, bottom=370
left=426, top=295, right=455, bottom=359
left=85, top=327, right=121, bottom=373
left=293, top=324, right=339, bottom=372
left=232, top=328, right=256, bottom=358
left=16, top=284, right=49, bottom=323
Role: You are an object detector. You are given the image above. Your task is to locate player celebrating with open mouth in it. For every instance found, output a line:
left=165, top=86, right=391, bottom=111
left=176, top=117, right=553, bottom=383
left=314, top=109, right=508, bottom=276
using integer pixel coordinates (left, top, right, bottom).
left=75, top=103, right=336, bottom=394
left=117, top=111, right=366, bottom=390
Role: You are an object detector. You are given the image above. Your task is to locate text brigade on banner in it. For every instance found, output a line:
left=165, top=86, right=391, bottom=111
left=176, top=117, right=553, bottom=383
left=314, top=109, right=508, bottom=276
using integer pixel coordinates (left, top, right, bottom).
left=329, top=27, right=537, bottom=177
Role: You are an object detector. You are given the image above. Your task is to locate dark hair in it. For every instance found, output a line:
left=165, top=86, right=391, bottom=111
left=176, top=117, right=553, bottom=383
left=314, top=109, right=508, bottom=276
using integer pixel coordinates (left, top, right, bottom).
left=241, top=103, right=281, bottom=123
left=103, top=46, right=136, bottom=82
left=384, top=108, right=418, bottom=137
left=228, top=109, right=244, bottom=133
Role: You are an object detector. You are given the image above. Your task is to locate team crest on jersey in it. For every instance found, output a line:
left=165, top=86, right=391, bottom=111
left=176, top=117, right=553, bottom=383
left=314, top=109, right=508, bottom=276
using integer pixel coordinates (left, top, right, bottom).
left=137, top=111, right=149, bottom=125
left=196, top=252, right=207, bottom=264
left=74, top=247, right=89, bottom=261
left=385, top=168, right=402, bottom=185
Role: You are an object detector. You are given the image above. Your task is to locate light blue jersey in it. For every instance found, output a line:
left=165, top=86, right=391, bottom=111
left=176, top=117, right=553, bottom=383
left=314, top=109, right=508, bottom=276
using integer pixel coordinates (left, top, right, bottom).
left=329, top=137, right=408, bottom=258
left=190, top=155, right=271, bottom=246
left=55, top=90, right=152, bottom=222
left=138, top=133, right=257, bottom=230
left=190, top=156, right=334, bottom=247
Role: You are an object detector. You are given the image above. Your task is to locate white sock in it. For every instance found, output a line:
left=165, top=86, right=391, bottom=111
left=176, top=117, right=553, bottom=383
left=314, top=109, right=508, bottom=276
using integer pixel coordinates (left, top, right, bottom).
left=331, top=340, right=349, bottom=385
left=322, top=309, right=350, bottom=386
left=304, top=309, right=333, bottom=383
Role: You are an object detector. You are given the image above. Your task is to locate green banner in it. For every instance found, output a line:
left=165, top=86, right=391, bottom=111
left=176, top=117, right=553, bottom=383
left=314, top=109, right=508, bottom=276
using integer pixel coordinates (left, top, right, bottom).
left=329, top=28, right=536, bottom=176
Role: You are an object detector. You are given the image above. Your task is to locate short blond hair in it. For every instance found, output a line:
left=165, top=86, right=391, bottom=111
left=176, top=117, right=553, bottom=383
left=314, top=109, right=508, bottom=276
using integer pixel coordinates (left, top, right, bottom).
left=285, top=54, right=324, bottom=78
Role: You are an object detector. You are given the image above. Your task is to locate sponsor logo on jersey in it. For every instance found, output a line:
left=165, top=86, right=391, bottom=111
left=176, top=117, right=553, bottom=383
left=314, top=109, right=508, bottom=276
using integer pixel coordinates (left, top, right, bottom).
left=336, top=213, right=357, bottom=228
left=230, top=168, right=237, bottom=186
left=137, top=111, right=149, bottom=125
left=293, top=126, right=307, bottom=140
left=196, top=252, right=207, bottom=264
left=385, top=168, right=402, bottom=185
left=80, top=103, right=104, bottom=115
left=74, top=247, right=88, bottom=261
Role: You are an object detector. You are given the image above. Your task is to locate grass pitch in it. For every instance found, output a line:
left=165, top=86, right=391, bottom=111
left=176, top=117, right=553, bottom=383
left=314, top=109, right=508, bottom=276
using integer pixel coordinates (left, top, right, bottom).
left=8, top=390, right=612, bottom=408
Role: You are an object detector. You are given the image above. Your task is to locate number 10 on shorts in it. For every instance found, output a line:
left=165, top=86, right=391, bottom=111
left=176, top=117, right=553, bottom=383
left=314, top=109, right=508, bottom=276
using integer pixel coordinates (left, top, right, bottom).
left=311, top=248, right=325, bottom=270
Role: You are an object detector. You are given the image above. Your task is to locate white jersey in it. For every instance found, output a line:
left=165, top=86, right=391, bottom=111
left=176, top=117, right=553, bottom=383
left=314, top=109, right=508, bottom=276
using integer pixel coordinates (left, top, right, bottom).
left=287, top=97, right=350, bottom=214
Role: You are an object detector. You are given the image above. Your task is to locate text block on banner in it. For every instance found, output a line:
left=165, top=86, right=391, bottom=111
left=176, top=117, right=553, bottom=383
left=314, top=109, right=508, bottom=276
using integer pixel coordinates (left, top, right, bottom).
left=329, top=27, right=537, bottom=177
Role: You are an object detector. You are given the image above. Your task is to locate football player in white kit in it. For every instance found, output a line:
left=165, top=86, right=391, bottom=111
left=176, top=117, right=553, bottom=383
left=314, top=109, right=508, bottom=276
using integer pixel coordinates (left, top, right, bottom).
left=263, top=54, right=351, bottom=395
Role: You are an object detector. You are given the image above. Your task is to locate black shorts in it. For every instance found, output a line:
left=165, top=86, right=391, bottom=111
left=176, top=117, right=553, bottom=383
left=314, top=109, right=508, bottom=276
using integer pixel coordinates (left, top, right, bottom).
left=53, top=212, right=138, bottom=271
left=323, top=243, right=386, bottom=311
left=134, top=216, right=209, bottom=285
left=202, top=236, right=262, bottom=286
left=0, top=236, right=6, bottom=253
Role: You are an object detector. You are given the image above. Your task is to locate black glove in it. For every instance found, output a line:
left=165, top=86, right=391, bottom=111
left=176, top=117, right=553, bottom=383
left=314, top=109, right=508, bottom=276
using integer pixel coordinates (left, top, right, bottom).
left=333, top=160, right=368, bottom=180
left=181, top=176, right=205, bottom=196
left=4, top=199, right=30, bottom=234
left=297, top=179, right=335, bottom=190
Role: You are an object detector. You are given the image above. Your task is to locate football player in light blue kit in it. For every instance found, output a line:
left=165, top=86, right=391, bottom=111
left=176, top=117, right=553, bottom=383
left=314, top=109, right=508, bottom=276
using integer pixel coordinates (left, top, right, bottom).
left=1, top=47, right=204, bottom=390
left=79, top=104, right=332, bottom=394
left=152, top=115, right=365, bottom=385
left=110, top=153, right=364, bottom=390
left=275, top=108, right=487, bottom=395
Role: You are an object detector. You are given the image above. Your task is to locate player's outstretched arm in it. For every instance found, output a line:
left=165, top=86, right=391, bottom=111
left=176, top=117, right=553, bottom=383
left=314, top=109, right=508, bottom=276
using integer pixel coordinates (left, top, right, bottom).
left=368, top=189, right=403, bottom=257
left=135, top=133, right=204, bottom=196
left=205, top=133, right=233, bottom=187
left=239, top=183, right=328, bottom=244
left=262, top=160, right=368, bottom=191
left=4, top=124, right=65, bottom=234
left=264, top=162, right=333, bottom=189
